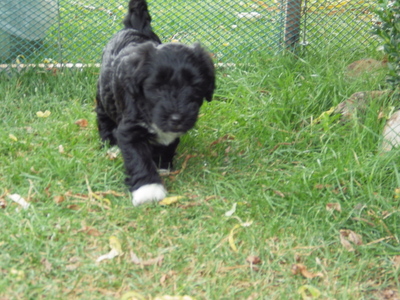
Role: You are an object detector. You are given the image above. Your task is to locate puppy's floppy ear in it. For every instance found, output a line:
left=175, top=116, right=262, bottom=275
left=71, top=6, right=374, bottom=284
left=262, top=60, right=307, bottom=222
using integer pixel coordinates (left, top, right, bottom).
left=192, top=43, right=216, bottom=102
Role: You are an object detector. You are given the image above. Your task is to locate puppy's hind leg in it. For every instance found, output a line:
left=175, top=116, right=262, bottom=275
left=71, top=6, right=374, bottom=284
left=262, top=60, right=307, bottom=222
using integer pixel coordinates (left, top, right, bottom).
left=96, top=97, right=117, bottom=146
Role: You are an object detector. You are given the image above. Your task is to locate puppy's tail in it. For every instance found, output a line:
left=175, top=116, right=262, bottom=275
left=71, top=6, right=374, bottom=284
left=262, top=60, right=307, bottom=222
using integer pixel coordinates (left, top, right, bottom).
left=123, top=0, right=161, bottom=42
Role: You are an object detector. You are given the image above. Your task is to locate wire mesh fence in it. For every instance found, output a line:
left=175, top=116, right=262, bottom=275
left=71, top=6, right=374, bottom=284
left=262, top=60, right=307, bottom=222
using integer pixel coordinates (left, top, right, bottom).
left=0, top=0, right=377, bottom=66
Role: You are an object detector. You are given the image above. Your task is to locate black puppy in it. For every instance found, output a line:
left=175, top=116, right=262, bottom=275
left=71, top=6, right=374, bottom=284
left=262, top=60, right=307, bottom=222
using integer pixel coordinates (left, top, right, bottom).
left=96, top=0, right=215, bottom=206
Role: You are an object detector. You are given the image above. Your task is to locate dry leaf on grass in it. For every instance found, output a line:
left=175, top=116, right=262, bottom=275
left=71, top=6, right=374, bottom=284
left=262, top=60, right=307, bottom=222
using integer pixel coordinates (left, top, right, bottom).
left=99, top=190, right=126, bottom=197
left=394, top=188, right=400, bottom=199
left=311, top=106, right=335, bottom=125
left=67, top=204, right=81, bottom=210
left=246, top=255, right=262, bottom=265
left=160, top=270, right=177, bottom=287
left=36, top=110, right=51, bottom=118
left=159, top=196, right=184, bottom=206
left=339, top=229, right=362, bottom=252
left=291, top=264, right=323, bottom=279
left=96, top=236, right=123, bottom=262
left=228, top=224, right=241, bottom=253
left=130, top=251, right=164, bottom=267
left=65, top=189, right=125, bottom=199
left=78, top=226, right=102, bottom=237
left=314, top=184, right=332, bottom=189
left=10, top=269, right=25, bottom=281
left=298, top=285, right=321, bottom=299
left=75, top=119, right=89, bottom=128
left=224, top=202, right=237, bottom=217
left=228, top=220, right=253, bottom=253
left=58, top=145, right=65, bottom=154
left=0, top=198, right=6, bottom=209
left=53, top=195, right=65, bottom=204
left=326, top=202, right=341, bottom=212
left=7, top=194, right=30, bottom=210
left=273, top=190, right=285, bottom=198
left=106, top=147, right=120, bottom=160
left=9, top=133, right=18, bottom=142
left=392, top=256, right=400, bottom=269
left=41, top=258, right=52, bottom=272
left=121, top=291, right=146, bottom=300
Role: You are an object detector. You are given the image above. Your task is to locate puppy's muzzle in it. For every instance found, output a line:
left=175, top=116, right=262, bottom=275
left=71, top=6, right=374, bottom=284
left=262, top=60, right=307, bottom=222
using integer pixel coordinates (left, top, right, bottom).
left=168, top=113, right=184, bottom=131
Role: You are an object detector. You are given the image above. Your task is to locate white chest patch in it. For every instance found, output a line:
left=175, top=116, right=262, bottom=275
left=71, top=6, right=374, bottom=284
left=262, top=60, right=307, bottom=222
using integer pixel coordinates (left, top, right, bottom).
left=150, top=124, right=183, bottom=146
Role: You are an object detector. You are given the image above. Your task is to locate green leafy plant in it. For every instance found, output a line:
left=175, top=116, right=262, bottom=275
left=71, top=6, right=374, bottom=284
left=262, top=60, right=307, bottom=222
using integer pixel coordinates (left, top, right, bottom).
left=373, top=0, right=400, bottom=90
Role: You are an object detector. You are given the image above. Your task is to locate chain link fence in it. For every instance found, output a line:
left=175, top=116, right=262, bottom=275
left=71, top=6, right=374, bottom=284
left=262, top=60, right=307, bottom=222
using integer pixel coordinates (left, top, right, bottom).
left=0, top=0, right=377, bottom=66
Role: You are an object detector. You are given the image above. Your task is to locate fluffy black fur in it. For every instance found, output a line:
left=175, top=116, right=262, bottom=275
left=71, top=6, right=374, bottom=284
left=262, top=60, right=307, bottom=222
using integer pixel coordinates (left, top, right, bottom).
left=96, top=0, right=215, bottom=206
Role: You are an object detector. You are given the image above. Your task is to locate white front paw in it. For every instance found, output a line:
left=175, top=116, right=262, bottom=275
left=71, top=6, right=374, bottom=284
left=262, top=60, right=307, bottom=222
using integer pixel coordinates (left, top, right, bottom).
left=132, top=183, right=167, bottom=206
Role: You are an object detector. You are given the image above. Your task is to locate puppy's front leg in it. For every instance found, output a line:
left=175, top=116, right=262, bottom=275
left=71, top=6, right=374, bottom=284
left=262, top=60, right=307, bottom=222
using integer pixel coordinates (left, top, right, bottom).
left=116, top=122, right=166, bottom=206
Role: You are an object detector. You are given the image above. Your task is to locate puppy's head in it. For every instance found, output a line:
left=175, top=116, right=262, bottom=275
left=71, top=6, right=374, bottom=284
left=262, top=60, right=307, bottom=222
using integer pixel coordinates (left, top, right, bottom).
left=132, top=43, right=215, bottom=133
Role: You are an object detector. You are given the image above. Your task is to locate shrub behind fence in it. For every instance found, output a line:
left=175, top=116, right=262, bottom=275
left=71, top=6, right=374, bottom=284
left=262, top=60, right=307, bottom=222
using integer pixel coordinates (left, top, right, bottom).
left=0, top=0, right=377, bottom=65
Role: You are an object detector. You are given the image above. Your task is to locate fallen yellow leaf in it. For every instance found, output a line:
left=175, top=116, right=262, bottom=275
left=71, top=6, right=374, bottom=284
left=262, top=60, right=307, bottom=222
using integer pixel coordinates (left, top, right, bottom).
left=10, top=269, right=25, bottom=281
left=120, top=291, right=146, bottom=300
left=224, top=203, right=237, bottom=217
left=228, top=224, right=241, bottom=253
left=154, top=296, right=195, bottom=300
left=291, top=264, right=323, bottom=279
left=15, top=55, right=25, bottom=64
left=9, top=134, right=18, bottom=142
left=298, top=285, right=321, bottom=299
left=109, top=236, right=123, bottom=254
left=339, top=229, right=363, bottom=252
left=96, top=236, right=123, bottom=262
left=311, top=106, right=335, bottom=125
left=36, top=110, right=51, bottom=118
left=159, top=196, right=184, bottom=205
left=394, top=188, right=400, bottom=199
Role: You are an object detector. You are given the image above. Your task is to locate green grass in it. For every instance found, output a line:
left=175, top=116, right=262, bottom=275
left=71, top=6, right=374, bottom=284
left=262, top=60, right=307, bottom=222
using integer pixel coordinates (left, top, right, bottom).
left=0, top=48, right=399, bottom=299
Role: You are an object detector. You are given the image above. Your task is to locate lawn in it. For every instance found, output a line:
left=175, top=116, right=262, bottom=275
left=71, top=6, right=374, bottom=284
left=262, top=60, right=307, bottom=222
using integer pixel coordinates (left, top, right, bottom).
left=0, top=46, right=399, bottom=299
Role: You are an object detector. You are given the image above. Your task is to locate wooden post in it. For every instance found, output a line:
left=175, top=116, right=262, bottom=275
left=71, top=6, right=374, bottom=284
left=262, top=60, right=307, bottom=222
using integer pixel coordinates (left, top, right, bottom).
left=284, top=0, right=302, bottom=49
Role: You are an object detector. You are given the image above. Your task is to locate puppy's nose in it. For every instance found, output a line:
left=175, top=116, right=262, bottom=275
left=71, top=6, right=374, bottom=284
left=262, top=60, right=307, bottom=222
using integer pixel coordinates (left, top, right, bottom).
left=170, top=113, right=182, bottom=125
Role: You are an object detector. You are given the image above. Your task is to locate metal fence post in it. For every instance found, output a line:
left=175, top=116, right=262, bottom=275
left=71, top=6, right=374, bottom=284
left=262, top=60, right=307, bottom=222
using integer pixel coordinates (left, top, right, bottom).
left=284, top=0, right=302, bottom=49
